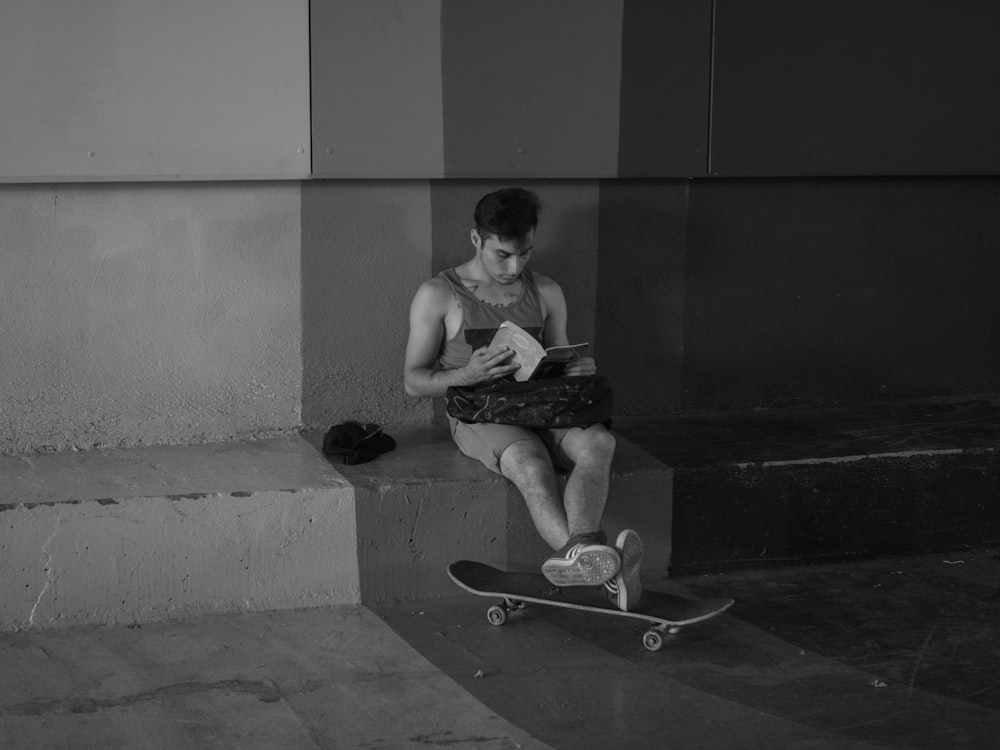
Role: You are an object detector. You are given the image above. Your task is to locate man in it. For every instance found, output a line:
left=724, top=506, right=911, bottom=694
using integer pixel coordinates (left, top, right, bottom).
left=403, top=187, right=642, bottom=611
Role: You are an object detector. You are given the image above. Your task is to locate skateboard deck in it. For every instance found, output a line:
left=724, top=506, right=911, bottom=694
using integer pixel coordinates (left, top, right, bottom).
left=448, top=560, right=734, bottom=651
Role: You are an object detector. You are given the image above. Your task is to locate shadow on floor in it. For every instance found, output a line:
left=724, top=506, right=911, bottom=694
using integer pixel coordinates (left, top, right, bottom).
left=376, top=547, right=1000, bottom=750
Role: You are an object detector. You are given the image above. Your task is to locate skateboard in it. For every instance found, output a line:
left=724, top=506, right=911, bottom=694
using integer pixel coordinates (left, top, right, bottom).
left=447, top=560, right=734, bottom=652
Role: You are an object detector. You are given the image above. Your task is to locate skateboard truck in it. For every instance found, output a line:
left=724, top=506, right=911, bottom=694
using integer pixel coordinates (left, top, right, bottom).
left=486, top=598, right=524, bottom=627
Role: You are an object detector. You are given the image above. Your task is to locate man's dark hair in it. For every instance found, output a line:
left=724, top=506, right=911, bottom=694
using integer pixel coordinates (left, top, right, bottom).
left=474, top=188, right=542, bottom=241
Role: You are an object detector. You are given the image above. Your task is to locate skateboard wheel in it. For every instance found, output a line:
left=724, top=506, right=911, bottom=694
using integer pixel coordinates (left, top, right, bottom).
left=487, top=605, right=508, bottom=626
left=642, top=630, right=664, bottom=652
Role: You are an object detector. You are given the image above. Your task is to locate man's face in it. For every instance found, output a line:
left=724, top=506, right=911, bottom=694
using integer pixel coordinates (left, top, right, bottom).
left=473, top=229, right=534, bottom=285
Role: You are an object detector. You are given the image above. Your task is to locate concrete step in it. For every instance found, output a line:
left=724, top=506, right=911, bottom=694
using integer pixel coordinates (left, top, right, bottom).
left=0, top=605, right=550, bottom=750
left=0, top=437, right=359, bottom=630
left=1, top=426, right=673, bottom=628
left=306, top=424, right=674, bottom=604
left=615, top=394, right=1000, bottom=572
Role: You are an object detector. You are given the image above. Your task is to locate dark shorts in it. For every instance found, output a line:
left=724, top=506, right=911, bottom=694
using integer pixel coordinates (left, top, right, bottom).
left=447, top=416, right=574, bottom=474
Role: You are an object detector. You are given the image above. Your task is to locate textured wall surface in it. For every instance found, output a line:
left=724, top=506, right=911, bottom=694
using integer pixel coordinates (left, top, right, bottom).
left=301, top=181, right=434, bottom=429
left=598, top=181, right=689, bottom=413
left=6, top=177, right=1000, bottom=454
left=683, top=178, right=1000, bottom=409
left=0, top=183, right=302, bottom=453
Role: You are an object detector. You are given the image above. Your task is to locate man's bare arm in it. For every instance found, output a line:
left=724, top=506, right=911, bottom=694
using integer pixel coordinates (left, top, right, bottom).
left=403, top=279, right=517, bottom=398
left=537, top=275, right=597, bottom=378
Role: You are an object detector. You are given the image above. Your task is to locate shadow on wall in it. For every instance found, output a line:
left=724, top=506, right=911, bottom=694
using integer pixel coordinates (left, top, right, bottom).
left=682, top=177, right=1000, bottom=410
left=596, top=181, right=690, bottom=415
left=300, top=181, right=435, bottom=430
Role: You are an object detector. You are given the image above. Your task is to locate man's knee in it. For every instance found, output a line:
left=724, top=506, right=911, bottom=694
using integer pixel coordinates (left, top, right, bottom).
left=499, top=438, right=554, bottom=482
left=566, top=425, right=615, bottom=462
left=587, top=425, right=616, bottom=455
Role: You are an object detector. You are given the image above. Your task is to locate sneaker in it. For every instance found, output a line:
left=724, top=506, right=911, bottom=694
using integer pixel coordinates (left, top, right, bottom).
left=604, top=529, right=643, bottom=611
left=541, top=532, right=621, bottom=587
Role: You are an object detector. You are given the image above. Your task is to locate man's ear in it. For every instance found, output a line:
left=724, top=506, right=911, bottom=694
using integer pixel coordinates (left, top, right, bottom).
left=470, top=228, right=483, bottom=250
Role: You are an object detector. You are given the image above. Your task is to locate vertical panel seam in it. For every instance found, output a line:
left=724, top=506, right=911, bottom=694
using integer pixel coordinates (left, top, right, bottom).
left=307, top=0, right=314, bottom=177
left=707, top=0, right=718, bottom=176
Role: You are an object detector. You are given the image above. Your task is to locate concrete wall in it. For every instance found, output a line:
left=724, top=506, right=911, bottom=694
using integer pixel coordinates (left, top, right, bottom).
left=680, top=178, right=1000, bottom=409
left=0, top=183, right=302, bottom=453
left=3, top=3, right=998, bottom=453
left=300, top=182, right=433, bottom=429
left=597, top=181, right=690, bottom=413
left=5, top=177, right=1000, bottom=453
left=0, top=179, right=619, bottom=452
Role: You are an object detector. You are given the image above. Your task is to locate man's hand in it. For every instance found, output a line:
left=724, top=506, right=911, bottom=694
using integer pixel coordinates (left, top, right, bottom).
left=462, top=346, right=519, bottom=385
left=563, top=356, right=596, bottom=378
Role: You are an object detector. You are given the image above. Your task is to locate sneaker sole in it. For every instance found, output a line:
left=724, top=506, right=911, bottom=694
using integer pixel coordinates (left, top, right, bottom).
left=542, top=546, right=621, bottom=587
left=611, top=530, right=643, bottom=611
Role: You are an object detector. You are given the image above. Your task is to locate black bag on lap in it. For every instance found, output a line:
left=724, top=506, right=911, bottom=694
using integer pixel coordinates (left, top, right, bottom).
left=445, top=375, right=613, bottom=429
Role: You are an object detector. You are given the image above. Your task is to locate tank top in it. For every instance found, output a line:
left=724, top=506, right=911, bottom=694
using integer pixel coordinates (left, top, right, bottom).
left=436, top=268, right=544, bottom=370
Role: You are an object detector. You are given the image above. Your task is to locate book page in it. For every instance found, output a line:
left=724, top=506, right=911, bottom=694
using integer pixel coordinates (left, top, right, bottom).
left=489, top=321, right=546, bottom=381
left=489, top=321, right=589, bottom=381
left=532, top=343, right=589, bottom=379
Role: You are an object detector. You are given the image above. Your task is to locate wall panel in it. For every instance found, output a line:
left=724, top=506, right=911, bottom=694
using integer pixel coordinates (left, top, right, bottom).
left=617, top=0, right=712, bottom=177
left=311, top=0, right=445, bottom=177
left=711, top=0, right=1000, bottom=176
left=441, top=1, right=623, bottom=177
left=0, top=0, right=310, bottom=181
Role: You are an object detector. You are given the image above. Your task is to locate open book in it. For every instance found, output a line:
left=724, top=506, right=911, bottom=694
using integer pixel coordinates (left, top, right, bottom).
left=489, top=320, right=589, bottom=381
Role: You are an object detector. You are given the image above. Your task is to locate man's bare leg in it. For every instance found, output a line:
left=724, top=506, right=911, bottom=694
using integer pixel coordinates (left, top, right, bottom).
left=499, top=430, right=620, bottom=586
left=498, top=438, right=568, bottom=550
left=555, top=425, right=616, bottom=537
left=555, top=425, right=642, bottom=610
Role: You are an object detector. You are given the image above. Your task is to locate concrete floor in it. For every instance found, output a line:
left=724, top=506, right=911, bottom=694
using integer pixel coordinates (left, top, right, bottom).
left=0, top=606, right=546, bottom=750
left=3, top=547, right=997, bottom=749
left=3, top=398, right=997, bottom=747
